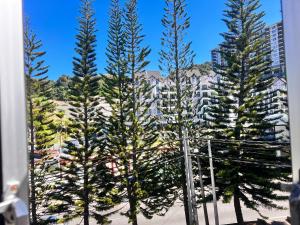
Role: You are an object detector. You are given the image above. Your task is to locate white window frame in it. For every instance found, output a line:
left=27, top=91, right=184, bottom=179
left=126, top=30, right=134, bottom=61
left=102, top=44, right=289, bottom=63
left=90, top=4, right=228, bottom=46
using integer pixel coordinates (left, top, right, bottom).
left=282, top=0, right=300, bottom=183
left=0, top=0, right=298, bottom=224
left=0, top=0, right=29, bottom=224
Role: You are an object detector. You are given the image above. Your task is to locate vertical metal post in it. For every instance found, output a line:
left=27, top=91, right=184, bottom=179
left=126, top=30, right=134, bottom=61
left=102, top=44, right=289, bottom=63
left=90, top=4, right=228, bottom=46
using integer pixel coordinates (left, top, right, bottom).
left=282, top=1, right=300, bottom=225
left=183, top=129, right=194, bottom=225
left=185, top=130, right=199, bottom=225
left=0, top=0, right=29, bottom=224
left=197, top=156, right=209, bottom=225
left=208, top=140, right=219, bottom=225
left=183, top=128, right=199, bottom=225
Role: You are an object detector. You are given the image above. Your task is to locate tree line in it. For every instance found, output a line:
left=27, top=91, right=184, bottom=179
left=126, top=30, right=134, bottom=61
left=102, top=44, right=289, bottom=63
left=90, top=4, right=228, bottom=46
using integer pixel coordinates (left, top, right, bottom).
left=25, top=0, right=290, bottom=225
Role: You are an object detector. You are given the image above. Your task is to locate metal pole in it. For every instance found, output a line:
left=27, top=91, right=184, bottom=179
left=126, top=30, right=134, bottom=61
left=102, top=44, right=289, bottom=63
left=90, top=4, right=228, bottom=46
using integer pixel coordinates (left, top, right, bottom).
left=208, top=140, right=219, bottom=225
left=197, top=156, right=209, bottom=225
left=185, top=129, right=199, bottom=225
left=0, top=0, right=29, bottom=224
left=183, top=129, right=194, bottom=225
left=282, top=1, right=300, bottom=225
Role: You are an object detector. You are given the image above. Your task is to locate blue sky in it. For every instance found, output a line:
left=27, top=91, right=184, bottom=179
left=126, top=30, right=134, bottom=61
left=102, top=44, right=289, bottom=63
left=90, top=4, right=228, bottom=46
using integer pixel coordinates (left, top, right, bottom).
left=24, top=0, right=282, bottom=80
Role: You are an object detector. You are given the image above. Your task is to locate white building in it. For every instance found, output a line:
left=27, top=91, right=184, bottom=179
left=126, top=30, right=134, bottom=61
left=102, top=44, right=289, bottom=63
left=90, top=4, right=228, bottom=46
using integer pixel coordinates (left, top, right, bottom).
left=142, top=66, right=217, bottom=124
left=141, top=67, right=289, bottom=141
left=265, top=22, right=286, bottom=77
left=211, top=21, right=286, bottom=78
left=265, top=77, right=289, bottom=141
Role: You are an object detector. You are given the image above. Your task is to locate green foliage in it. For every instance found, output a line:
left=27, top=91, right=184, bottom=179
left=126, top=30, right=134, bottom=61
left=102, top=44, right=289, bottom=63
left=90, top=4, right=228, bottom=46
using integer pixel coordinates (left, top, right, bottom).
left=103, top=0, right=132, bottom=222
left=158, top=0, right=196, bottom=224
left=194, top=62, right=212, bottom=75
left=24, top=1, right=292, bottom=225
left=103, top=0, right=163, bottom=224
left=52, top=109, right=71, bottom=147
left=205, top=0, right=291, bottom=223
left=124, top=0, right=164, bottom=221
left=24, top=21, right=56, bottom=225
left=48, top=1, right=116, bottom=224
left=53, top=75, right=71, bottom=101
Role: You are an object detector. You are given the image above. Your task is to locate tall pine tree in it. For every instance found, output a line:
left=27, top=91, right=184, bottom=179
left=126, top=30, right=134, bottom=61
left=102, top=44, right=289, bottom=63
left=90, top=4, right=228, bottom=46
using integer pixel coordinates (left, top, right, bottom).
left=49, top=1, right=116, bottom=224
left=124, top=0, right=163, bottom=223
left=159, top=0, right=195, bottom=224
left=103, top=0, right=131, bottom=222
left=104, top=0, right=163, bottom=224
left=24, top=21, right=56, bottom=225
left=206, top=0, right=291, bottom=223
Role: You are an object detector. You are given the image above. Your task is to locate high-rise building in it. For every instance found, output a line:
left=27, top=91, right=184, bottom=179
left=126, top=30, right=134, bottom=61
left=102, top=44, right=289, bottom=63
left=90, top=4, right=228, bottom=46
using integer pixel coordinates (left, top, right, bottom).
left=262, top=77, right=289, bottom=141
left=211, top=21, right=286, bottom=77
left=211, top=48, right=224, bottom=68
left=265, top=22, right=286, bottom=77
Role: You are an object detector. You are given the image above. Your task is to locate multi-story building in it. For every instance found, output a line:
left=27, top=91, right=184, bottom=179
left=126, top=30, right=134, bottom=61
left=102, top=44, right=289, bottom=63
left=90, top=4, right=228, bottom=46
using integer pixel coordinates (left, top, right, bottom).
left=265, top=77, right=289, bottom=141
left=265, top=22, right=286, bottom=77
left=142, top=66, right=216, bottom=124
left=141, top=70, right=165, bottom=117
left=211, top=48, right=225, bottom=69
left=211, top=21, right=286, bottom=77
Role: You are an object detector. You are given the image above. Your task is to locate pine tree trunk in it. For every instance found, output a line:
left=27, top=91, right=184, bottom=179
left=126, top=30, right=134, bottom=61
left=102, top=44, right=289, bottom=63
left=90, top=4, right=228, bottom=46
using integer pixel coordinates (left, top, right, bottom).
left=129, top=195, right=138, bottom=225
left=130, top=41, right=138, bottom=225
left=83, top=105, right=90, bottom=225
left=126, top=170, right=138, bottom=225
left=172, top=0, right=191, bottom=223
left=29, top=98, right=37, bottom=225
left=83, top=167, right=89, bottom=225
left=234, top=52, right=245, bottom=225
left=131, top=150, right=138, bottom=225
left=234, top=191, right=244, bottom=225
left=179, top=125, right=190, bottom=225
left=30, top=149, right=37, bottom=225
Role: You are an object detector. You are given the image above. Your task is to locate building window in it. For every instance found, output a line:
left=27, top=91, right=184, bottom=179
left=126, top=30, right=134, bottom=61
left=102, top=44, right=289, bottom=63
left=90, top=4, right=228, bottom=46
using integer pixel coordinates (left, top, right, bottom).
left=203, top=92, right=208, bottom=98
